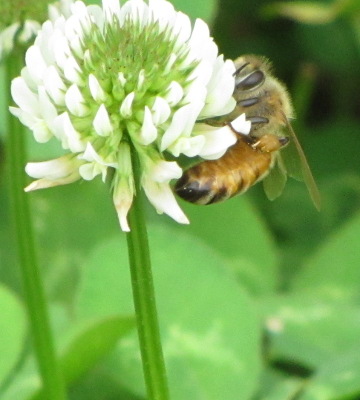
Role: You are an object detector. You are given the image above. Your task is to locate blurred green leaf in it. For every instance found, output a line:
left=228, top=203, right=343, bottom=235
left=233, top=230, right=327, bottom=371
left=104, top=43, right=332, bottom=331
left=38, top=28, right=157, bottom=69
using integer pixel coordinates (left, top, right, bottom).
left=299, top=349, right=360, bottom=400
left=292, top=211, right=360, bottom=299
left=255, top=369, right=305, bottom=400
left=77, top=223, right=261, bottom=400
left=25, top=180, right=119, bottom=301
left=0, top=285, right=26, bottom=390
left=69, top=367, right=141, bottom=400
left=170, top=0, right=218, bottom=23
left=179, top=197, right=279, bottom=296
left=263, top=294, right=360, bottom=368
left=31, top=315, right=135, bottom=399
left=262, top=2, right=336, bottom=24
left=60, top=315, right=135, bottom=385
left=295, top=20, right=359, bottom=76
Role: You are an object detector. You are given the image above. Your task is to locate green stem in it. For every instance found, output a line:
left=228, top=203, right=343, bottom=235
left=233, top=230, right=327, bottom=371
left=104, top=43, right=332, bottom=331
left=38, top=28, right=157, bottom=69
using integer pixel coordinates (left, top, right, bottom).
left=5, top=50, right=67, bottom=400
left=126, top=149, right=170, bottom=400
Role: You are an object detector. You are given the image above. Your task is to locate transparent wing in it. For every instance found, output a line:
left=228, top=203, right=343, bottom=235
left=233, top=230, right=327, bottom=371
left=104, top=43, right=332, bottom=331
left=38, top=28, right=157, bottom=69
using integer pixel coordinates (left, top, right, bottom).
left=281, top=113, right=321, bottom=210
left=262, top=153, right=287, bottom=201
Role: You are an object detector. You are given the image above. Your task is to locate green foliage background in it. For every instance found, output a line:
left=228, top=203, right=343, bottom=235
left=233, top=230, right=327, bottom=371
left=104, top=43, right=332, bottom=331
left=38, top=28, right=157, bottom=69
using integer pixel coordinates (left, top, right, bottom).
left=1, top=0, right=360, bottom=399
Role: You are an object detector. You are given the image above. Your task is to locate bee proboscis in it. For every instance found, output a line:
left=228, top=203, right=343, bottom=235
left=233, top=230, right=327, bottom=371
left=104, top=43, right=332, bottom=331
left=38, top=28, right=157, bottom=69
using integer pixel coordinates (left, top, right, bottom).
left=174, top=55, right=321, bottom=210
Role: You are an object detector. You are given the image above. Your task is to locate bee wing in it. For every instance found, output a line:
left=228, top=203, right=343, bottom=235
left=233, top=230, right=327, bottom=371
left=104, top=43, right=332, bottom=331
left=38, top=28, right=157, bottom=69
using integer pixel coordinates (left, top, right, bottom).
left=281, top=113, right=321, bottom=210
left=262, top=153, right=287, bottom=200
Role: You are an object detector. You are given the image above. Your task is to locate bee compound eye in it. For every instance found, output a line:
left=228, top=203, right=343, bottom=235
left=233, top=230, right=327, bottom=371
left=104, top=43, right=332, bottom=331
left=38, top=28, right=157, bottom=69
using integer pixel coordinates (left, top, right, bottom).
left=236, top=70, right=265, bottom=91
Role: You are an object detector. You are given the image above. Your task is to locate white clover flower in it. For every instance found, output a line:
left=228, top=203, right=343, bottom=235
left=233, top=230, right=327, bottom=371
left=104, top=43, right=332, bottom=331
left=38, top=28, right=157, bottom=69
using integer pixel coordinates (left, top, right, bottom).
left=0, top=0, right=73, bottom=61
left=10, top=0, right=250, bottom=231
left=0, top=21, right=40, bottom=61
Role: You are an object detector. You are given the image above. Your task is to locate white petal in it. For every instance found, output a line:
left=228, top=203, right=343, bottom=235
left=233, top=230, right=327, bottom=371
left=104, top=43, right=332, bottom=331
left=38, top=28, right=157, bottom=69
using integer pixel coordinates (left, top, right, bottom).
left=79, top=142, right=117, bottom=167
left=11, top=77, right=40, bottom=116
left=70, top=1, right=92, bottom=35
left=113, top=143, right=134, bottom=232
left=201, top=58, right=236, bottom=118
left=89, top=74, right=106, bottom=102
left=48, top=0, right=73, bottom=21
left=44, top=66, right=66, bottom=105
left=139, top=106, right=157, bottom=145
left=93, top=104, right=113, bottom=136
left=79, top=162, right=104, bottom=181
left=168, top=136, right=205, bottom=157
left=118, top=72, right=127, bottom=87
left=151, top=97, right=171, bottom=125
left=21, top=67, right=37, bottom=92
left=0, top=23, right=19, bottom=60
left=160, top=104, right=191, bottom=151
left=196, top=124, right=237, bottom=160
left=79, top=142, right=101, bottom=162
left=38, top=86, right=58, bottom=128
left=187, top=59, right=213, bottom=89
left=164, top=53, right=177, bottom=75
left=189, top=18, right=210, bottom=52
left=119, top=0, right=149, bottom=27
left=18, top=20, right=41, bottom=44
left=64, top=56, right=83, bottom=85
left=164, top=81, right=183, bottom=106
left=69, top=34, right=84, bottom=58
left=25, top=172, right=81, bottom=191
left=113, top=178, right=134, bottom=232
left=25, top=155, right=80, bottom=179
left=35, top=22, right=56, bottom=65
left=10, top=105, right=53, bottom=143
left=87, top=5, right=105, bottom=29
left=171, top=11, right=191, bottom=46
left=148, top=160, right=182, bottom=183
left=32, top=121, right=54, bottom=143
left=103, top=0, right=121, bottom=21
left=51, top=30, right=71, bottom=69
left=25, top=45, right=47, bottom=85
left=120, top=92, right=135, bottom=118
left=9, top=107, right=36, bottom=129
left=65, top=84, right=89, bottom=116
left=148, top=0, right=176, bottom=31
left=230, top=113, right=251, bottom=135
left=142, top=179, right=189, bottom=225
left=53, top=112, right=85, bottom=152
left=183, top=80, right=207, bottom=107
left=137, top=69, right=145, bottom=90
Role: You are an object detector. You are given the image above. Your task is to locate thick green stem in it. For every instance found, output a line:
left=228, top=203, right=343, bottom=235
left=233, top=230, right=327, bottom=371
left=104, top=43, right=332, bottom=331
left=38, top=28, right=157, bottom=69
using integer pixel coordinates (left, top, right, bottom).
left=126, top=149, right=170, bottom=400
left=5, top=50, right=67, bottom=400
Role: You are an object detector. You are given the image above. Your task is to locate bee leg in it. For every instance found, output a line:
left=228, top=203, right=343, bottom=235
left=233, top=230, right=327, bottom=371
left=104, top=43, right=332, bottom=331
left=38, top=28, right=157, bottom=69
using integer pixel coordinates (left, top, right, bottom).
left=233, top=62, right=250, bottom=76
left=247, top=116, right=269, bottom=124
left=251, top=135, right=289, bottom=152
left=279, top=137, right=290, bottom=146
left=236, top=70, right=265, bottom=91
left=237, top=97, right=260, bottom=107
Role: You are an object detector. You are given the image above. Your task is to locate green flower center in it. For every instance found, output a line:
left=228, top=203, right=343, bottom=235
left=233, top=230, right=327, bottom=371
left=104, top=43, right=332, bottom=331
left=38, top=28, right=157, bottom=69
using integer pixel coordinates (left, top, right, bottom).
left=84, top=18, right=192, bottom=99
left=67, top=16, right=199, bottom=157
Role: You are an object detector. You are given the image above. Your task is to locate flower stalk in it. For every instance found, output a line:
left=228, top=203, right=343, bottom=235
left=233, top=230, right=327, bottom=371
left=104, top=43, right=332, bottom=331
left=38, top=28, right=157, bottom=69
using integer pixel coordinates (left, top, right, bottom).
left=126, top=144, right=170, bottom=400
left=5, top=49, right=66, bottom=400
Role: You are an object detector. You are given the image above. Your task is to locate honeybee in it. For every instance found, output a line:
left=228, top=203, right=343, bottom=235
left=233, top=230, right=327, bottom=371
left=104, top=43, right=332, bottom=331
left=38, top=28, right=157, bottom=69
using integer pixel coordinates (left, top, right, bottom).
left=175, top=55, right=321, bottom=210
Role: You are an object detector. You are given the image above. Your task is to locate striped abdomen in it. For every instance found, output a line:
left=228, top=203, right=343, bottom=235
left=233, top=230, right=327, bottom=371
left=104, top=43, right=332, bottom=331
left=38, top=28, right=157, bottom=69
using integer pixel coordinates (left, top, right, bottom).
left=175, top=134, right=282, bottom=205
